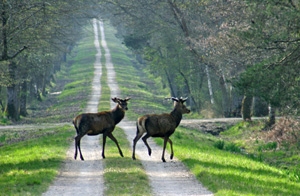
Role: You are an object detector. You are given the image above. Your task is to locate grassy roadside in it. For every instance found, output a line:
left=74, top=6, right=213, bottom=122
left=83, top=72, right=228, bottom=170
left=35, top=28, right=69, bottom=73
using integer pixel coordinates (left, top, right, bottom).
left=154, top=126, right=300, bottom=195
left=0, top=125, right=74, bottom=195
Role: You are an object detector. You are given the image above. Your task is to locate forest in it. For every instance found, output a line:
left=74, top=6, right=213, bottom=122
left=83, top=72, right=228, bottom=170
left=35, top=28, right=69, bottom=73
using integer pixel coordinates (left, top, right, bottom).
left=0, top=0, right=299, bottom=124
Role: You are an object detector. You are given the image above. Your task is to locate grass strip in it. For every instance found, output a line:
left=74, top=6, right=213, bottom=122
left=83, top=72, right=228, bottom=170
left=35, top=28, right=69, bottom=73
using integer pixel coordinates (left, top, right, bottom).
left=103, top=127, right=152, bottom=196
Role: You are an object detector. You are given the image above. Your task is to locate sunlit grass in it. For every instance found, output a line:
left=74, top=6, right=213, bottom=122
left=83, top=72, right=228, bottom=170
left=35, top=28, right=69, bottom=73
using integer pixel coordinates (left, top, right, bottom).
left=103, top=127, right=152, bottom=196
left=0, top=125, right=74, bottom=195
left=98, top=58, right=111, bottom=111
left=155, top=126, right=300, bottom=195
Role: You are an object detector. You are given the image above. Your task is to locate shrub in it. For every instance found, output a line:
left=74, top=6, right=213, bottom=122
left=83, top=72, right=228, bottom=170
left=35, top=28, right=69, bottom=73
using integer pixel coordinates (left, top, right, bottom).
left=264, top=117, right=300, bottom=150
left=213, top=140, right=225, bottom=150
left=225, top=142, right=241, bottom=153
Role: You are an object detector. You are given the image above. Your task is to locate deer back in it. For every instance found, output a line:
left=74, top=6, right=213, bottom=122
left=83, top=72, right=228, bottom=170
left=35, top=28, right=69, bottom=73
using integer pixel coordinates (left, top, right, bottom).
left=141, top=113, right=177, bottom=136
left=78, top=112, right=116, bottom=135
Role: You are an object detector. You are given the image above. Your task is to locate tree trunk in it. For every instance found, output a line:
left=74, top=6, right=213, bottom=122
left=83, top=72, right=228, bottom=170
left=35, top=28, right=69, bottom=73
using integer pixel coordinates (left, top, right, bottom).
left=205, top=64, right=214, bottom=104
left=5, top=85, right=19, bottom=121
left=252, top=97, right=268, bottom=117
left=5, top=62, right=20, bottom=121
left=19, top=81, right=28, bottom=116
left=178, top=69, right=200, bottom=112
left=219, top=75, right=230, bottom=117
left=164, top=69, right=177, bottom=97
left=241, top=94, right=252, bottom=121
left=0, top=86, right=4, bottom=112
left=267, top=103, right=276, bottom=126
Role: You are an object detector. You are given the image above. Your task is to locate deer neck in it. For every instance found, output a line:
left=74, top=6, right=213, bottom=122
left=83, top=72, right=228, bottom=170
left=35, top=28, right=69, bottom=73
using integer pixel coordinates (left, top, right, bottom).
left=112, top=105, right=125, bottom=125
left=170, top=109, right=183, bottom=127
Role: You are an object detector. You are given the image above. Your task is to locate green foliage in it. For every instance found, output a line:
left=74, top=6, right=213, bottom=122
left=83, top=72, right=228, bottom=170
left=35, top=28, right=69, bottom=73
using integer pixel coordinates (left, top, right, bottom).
left=258, top=142, right=277, bottom=152
left=224, top=142, right=241, bottom=153
left=123, top=34, right=149, bottom=51
left=20, top=30, right=95, bottom=124
left=233, top=60, right=300, bottom=111
left=213, top=140, right=225, bottom=150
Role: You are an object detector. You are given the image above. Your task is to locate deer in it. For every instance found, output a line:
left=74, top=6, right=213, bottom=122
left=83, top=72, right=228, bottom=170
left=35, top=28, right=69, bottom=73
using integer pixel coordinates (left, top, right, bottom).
left=132, top=97, right=190, bottom=162
left=73, top=97, right=130, bottom=160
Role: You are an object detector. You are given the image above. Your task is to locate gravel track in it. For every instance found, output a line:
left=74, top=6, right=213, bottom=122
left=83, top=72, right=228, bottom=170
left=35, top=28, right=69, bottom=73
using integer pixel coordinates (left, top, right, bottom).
left=42, top=19, right=104, bottom=196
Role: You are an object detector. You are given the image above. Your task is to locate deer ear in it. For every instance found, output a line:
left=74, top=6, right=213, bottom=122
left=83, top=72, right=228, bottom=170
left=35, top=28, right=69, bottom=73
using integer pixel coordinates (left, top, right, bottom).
left=111, top=97, right=118, bottom=102
left=171, top=97, right=179, bottom=102
left=180, top=97, right=188, bottom=103
left=125, top=97, right=131, bottom=101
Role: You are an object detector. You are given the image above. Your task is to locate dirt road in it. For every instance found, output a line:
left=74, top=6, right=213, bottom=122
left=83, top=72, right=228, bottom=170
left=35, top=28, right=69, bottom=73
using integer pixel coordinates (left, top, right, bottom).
left=43, top=19, right=104, bottom=196
left=100, top=18, right=212, bottom=195
left=43, top=19, right=213, bottom=196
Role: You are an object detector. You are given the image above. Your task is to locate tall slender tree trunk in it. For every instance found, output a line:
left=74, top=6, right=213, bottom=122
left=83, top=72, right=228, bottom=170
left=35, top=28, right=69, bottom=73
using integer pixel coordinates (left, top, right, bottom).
left=6, top=84, right=19, bottom=120
left=178, top=69, right=200, bottom=111
left=164, top=69, right=177, bottom=97
left=241, top=94, right=252, bottom=121
left=19, top=81, right=28, bottom=116
left=267, top=103, right=276, bottom=126
left=5, top=62, right=20, bottom=121
left=219, top=75, right=230, bottom=117
left=205, top=64, right=214, bottom=104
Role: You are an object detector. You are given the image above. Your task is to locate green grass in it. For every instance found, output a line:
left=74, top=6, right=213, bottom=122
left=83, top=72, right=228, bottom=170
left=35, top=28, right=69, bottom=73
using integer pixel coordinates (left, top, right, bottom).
left=154, top=126, right=300, bottom=195
left=103, top=127, right=152, bottom=196
left=98, top=55, right=111, bottom=111
left=0, top=125, right=74, bottom=195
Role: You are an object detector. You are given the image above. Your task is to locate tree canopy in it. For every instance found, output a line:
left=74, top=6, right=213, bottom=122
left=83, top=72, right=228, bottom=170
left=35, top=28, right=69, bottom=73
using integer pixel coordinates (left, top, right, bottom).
left=1, top=0, right=299, bottom=123
left=97, top=0, right=300, bottom=122
left=0, top=0, right=100, bottom=120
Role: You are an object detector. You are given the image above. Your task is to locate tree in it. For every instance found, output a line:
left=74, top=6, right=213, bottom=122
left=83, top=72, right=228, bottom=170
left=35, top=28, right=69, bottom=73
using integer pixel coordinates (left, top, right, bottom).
left=99, top=0, right=300, bottom=121
left=0, top=0, right=100, bottom=121
left=232, top=0, right=300, bottom=124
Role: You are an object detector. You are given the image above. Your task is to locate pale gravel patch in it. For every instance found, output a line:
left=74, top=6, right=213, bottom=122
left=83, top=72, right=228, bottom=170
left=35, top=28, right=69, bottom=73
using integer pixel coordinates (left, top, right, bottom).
left=100, top=20, right=213, bottom=196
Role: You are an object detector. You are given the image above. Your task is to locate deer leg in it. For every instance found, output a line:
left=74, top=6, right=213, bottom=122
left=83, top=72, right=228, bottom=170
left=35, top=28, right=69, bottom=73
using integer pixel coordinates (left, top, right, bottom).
left=161, top=137, right=169, bottom=162
left=142, top=133, right=152, bottom=156
left=74, top=136, right=78, bottom=160
left=132, top=131, right=144, bottom=160
left=168, top=138, right=174, bottom=160
left=78, top=139, right=84, bottom=161
left=102, top=133, right=107, bottom=159
left=107, top=132, right=124, bottom=157
left=74, top=135, right=84, bottom=161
